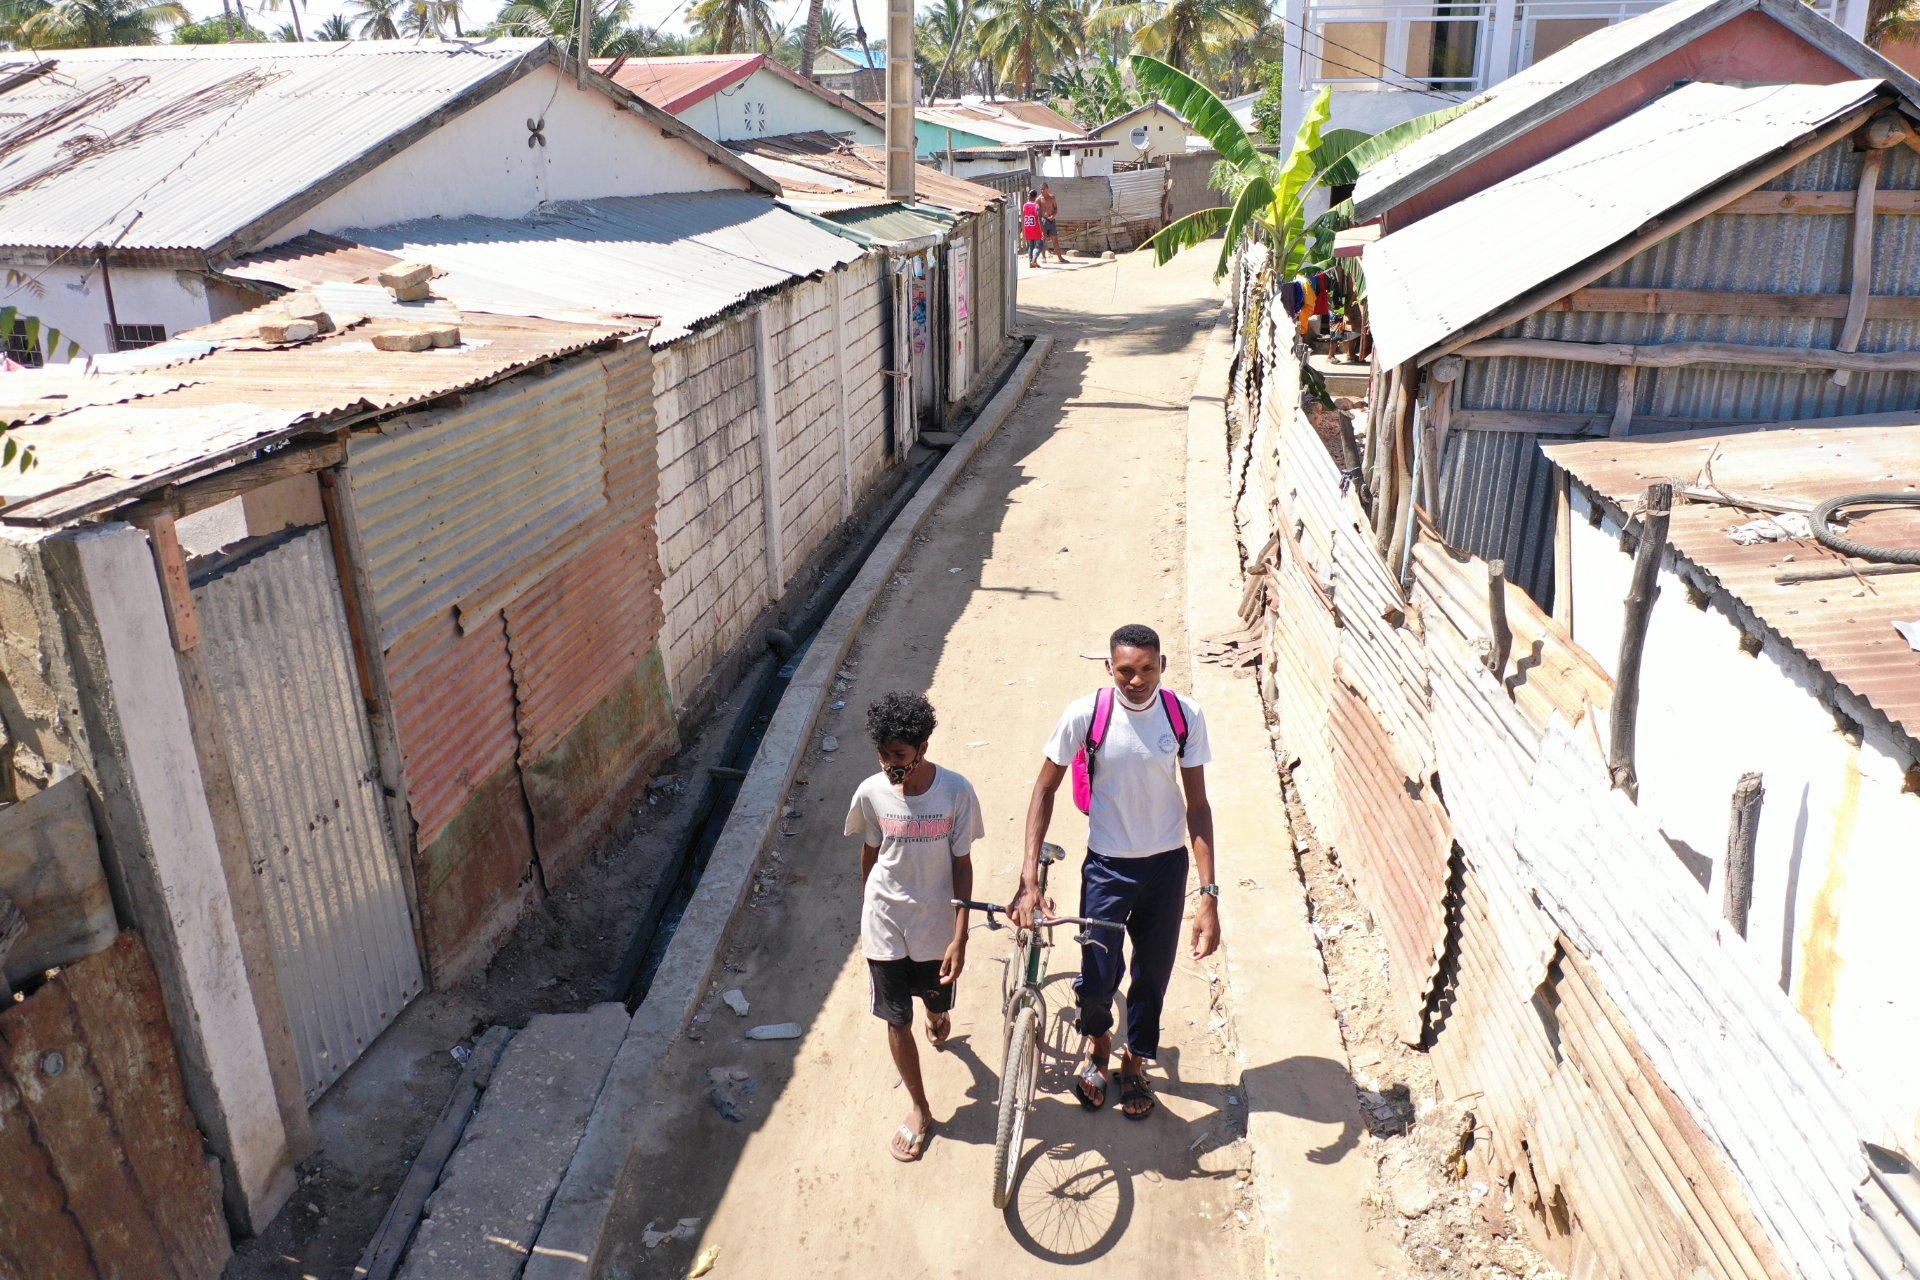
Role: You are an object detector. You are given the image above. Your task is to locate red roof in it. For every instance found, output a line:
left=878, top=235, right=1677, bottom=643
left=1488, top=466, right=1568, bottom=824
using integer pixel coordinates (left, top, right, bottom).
left=594, top=54, right=883, bottom=128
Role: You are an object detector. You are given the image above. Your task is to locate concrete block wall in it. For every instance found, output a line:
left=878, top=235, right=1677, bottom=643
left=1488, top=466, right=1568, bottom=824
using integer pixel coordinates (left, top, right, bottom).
left=656, top=254, right=893, bottom=709
left=656, top=314, right=768, bottom=705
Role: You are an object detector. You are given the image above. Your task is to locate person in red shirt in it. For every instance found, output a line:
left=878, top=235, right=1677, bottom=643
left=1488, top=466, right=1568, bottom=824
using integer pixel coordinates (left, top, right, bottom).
left=1022, top=191, right=1043, bottom=267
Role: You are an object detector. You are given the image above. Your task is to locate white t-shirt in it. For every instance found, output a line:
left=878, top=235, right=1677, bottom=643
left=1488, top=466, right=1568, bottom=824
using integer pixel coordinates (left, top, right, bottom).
left=845, top=765, right=985, bottom=961
left=1045, top=689, right=1211, bottom=858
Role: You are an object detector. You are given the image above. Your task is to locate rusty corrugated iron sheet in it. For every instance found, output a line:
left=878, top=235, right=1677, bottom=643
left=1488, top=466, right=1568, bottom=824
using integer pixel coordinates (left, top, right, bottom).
left=192, top=528, right=423, bottom=1101
left=1543, top=421, right=1920, bottom=740
left=2, top=311, right=637, bottom=529
left=223, top=231, right=406, bottom=289
left=383, top=607, right=522, bottom=849
left=601, top=341, right=660, bottom=512
left=0, top=931, right=229, bottom=1280
left=348, top=357, right=611, bottom=649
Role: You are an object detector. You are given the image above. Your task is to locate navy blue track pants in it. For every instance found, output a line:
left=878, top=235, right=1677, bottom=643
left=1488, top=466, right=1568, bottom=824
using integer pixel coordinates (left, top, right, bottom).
left=1073, top=845, right=1188, bottom=1060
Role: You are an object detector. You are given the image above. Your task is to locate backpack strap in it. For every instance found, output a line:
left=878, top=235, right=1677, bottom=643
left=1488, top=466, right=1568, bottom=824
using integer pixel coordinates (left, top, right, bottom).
left=1087, top=687, right=1116, bottom=754
left=1159, top=688, right=1189, bottom=759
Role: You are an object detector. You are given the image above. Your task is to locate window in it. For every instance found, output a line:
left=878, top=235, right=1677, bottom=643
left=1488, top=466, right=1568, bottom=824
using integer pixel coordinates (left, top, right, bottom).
left=6, top=328, right=42, bottom=367
left=1529, top=17, right=1607, bottom=62
left=1406, top=12, right=1480, bottom=86
left=1317, top=22, right=1389, bottom=81
left=110, top=323, right=166, bottom=351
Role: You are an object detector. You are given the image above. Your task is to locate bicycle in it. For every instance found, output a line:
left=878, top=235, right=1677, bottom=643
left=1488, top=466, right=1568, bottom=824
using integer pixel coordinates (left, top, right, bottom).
left=954, top=841, right=1123, bottom=1209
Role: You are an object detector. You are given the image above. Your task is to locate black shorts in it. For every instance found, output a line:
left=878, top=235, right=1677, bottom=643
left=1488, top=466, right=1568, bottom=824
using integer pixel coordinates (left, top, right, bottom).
left=867, top=957, right=955, bottom=1027
left=1041, top=216, right=1057, bottom=234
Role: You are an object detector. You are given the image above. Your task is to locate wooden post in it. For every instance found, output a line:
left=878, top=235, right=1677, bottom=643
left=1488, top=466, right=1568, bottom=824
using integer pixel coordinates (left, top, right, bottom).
left=1609, top=363, right=1637, bottom=437
left=1486, top=558, right=1513, bottom=683
left=1834, top=145, right=1887, bottom=388
left=0, top=890, right=24, bottom=1000
left=1427, top=354, right=1460, bottom=520
left=1335, top=406, right=1370, bottom=510
left=1609, top=483, right=1673, bottom=801
left=1384, top=369, right=1416, bottom=569
left=1553, top=469, right=1574, bottom=630
left=1363, top=363, right=1390, bottom=520
left=1722, top=772, right=1764, bottom=935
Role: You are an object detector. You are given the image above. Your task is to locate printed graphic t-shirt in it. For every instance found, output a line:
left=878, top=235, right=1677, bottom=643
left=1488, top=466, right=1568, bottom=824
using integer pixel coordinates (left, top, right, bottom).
left=1022, top=202, right=1042, bottom=239
left=845, top=765, right=985, bottom=961
left=1045, top=690, right=1211, bottom=857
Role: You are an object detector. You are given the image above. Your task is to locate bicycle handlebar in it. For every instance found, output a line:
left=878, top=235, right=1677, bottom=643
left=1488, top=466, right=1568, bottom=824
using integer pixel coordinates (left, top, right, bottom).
left=950, top=900, right=1123, bottom=932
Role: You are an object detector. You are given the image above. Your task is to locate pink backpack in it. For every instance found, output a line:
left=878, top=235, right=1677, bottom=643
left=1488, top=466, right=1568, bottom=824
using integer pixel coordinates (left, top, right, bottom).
left=1070, top=687, right=1190, bottom=815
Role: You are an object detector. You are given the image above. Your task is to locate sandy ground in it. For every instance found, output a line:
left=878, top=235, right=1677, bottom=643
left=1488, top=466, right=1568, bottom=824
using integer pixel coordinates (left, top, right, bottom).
left=596, top=250, right=1268, bottom=1278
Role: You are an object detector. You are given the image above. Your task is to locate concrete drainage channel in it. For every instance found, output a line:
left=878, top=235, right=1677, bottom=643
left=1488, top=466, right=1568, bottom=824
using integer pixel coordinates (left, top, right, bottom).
left=363, top=333, right=1054, bottom=1280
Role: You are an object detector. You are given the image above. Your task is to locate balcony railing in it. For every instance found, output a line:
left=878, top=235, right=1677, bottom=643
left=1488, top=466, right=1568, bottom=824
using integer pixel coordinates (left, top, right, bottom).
left=1301, top=0, right=1840, bottom=93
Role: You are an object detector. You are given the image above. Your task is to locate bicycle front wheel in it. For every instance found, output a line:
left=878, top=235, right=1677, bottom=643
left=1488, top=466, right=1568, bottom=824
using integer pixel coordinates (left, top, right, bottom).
left=991, top=1004, right=1040, bottom=1209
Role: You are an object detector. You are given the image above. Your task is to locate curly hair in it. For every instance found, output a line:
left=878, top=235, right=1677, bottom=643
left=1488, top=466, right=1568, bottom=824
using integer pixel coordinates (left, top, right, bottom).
left=866, top=690, right=937, bottom=748
left=1110, top=623, right=1161, bottom=653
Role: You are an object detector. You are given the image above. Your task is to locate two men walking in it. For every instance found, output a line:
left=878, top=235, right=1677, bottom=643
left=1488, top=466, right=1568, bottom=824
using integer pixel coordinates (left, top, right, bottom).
left=849, top=624, right=1219, bottom=1157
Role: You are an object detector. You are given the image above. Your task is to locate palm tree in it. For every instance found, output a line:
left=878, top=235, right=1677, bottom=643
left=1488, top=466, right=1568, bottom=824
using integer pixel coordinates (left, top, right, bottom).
left=350, top=0, right=399, bottom=36
left=18, top=0, right=184, bottom=44
left=917, top=0, right=978, bottom=98
left=1090, top=0, right=1262, bottom=75
left=491, top=0, right=632, bottom=50
left=314, top=10, right=349, bottom=36
left=400, top=0, right=464, bottom=36
left=976, top=0, right=1081, bottom=99
left=690, top=0, right=773, bottom=53
left=256, top=0, right=307, bottom=38
left=1043, top=48, right=1134, bottom=127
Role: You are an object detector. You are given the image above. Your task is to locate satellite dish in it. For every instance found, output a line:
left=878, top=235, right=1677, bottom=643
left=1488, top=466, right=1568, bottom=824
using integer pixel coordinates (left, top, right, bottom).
left=1130, top=125, right=1149, bottom=148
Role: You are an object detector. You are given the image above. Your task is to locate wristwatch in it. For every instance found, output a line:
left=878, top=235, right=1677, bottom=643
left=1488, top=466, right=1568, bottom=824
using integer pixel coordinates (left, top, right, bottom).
left=1197, top=883, right=1221, bottom=898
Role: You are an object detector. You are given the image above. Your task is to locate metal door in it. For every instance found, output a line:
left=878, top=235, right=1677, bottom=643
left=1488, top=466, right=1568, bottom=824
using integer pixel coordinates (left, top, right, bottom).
left=192, top=526, right=423, bottom=1102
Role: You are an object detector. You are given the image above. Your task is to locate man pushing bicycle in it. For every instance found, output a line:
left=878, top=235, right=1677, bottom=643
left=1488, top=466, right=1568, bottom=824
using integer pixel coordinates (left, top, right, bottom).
left=1010, top=623, right=1221, bottom=1119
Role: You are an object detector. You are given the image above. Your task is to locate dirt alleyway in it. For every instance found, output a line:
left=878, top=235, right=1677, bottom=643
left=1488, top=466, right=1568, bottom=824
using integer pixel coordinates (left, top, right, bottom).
left=594, top=250, right=1354, bottom=1279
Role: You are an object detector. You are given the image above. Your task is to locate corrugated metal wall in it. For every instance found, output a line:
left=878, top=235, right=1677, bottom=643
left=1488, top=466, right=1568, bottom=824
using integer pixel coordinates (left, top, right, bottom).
left=193, top=526, right=423, bottom=1100
left=348, top=361, right=610, bottom=648
left=1447, top=138, right=1920, bottom=607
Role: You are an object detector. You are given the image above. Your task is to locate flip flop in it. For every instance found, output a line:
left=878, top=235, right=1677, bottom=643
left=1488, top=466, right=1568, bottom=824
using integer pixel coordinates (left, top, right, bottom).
left=1119, top=1072, right=1156, bottom=1120
left=890, top=1122, right=929, bottom=1162
left=925, top=1012, right=951, bottom=1046
left=1074, top=1057, right=1109, bottom=1111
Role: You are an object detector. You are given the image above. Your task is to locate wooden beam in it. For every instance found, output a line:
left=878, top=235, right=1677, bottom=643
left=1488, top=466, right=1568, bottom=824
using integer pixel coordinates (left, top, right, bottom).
left=1455, top=336, right=1920, bottom=373
left=1452, top=410, right=1612, bottom=436
left=1486, top=558, right=1512, bottom=683
left=1609, top=365, right=1637, bottom=438
left=1722, top=772, right=1764, bottom=936
left=1546, top=287, right=1920, bottom=319
left=1716, top=188, right=1920, bottom=215
left=1610, top=483, right=1672, bottom=802
left=1425, top=102, right=1886, bottom=365
left=1553, top=469, right=1573, bottom=632
left=1834, top=147, right=1885, bottom=388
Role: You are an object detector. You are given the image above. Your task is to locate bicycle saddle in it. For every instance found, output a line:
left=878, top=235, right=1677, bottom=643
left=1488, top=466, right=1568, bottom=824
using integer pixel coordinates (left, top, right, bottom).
left=1038, top=841, right=1067, bottom=866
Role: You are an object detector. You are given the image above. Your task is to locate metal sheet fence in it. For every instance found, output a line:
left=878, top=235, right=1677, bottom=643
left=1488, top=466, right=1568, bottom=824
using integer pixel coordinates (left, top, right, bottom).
left=193, top=527, right=423, bottom=1100
left=1235, top=261, right=1892, bottom=1275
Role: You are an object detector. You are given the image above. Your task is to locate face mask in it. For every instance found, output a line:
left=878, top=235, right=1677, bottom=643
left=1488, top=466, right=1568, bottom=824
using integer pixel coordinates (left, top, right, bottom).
left=884, top=754, right=920, bottom=785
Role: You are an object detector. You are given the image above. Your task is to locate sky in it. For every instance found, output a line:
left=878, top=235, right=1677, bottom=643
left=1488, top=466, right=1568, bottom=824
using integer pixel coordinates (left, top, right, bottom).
left=264, top=0, right=904, bottom=45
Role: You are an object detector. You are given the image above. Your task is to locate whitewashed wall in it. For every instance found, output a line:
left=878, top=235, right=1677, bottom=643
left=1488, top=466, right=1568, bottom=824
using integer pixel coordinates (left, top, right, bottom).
left=656, top=254, right=890, bottom=707
left=1567, top=488, right=1920, bottom=1153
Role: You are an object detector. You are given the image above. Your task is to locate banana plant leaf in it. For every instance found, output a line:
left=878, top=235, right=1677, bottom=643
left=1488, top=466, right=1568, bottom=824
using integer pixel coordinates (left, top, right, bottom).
left=1129, top=55, right=1263, bottom=173
left=1331, top=99, right=1477, bottom=179
left=1305, top=128, right=1373, bottom=189
left=1146, top=206, right=1232, bottom=266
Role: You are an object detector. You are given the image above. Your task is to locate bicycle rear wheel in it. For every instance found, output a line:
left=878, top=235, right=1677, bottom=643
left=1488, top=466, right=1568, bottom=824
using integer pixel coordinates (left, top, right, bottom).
left=991, top=1004, right=1040, bottom=1209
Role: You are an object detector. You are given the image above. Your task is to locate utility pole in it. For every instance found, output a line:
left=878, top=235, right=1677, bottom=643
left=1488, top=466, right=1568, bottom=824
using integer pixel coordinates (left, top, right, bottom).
left=885, top=0, right=914, bottom=202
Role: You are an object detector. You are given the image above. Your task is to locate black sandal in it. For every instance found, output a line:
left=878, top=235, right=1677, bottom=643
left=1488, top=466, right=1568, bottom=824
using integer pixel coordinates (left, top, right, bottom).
left=1074, top=1056, right=1109, bottom=1111
left=1119, top=1072, right=1156, bottom=1120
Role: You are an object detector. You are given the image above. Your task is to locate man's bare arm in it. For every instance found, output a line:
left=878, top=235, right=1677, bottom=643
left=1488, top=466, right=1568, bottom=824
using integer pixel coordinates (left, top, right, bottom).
left=861, top=843, right=879, bottom=886
left=1013, top=759, right=1067, bottom=927
left=1182, top=765, right=1221, bottom=959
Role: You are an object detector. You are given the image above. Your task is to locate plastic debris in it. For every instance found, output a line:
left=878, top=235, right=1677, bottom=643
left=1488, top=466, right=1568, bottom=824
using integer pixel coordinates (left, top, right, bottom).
left=1895, top=620, right=1920, bottom=652
left=820, top=735, right=839, bottom=752
left=690, top=1244, right=720, bottom=1277
left=706, top=1068, right=755, bottom=1121
left=746, top=1022, right=803, bottom=1040
left=828, top=701, right=845, bottom=710
left=642, top=1218, right=703, bottom=1248
left=1727, top=513, right=1813, bottom=544
left=450, top=1044, right=472, bottom=1064
left=722, top=989, right=750, bottom=1017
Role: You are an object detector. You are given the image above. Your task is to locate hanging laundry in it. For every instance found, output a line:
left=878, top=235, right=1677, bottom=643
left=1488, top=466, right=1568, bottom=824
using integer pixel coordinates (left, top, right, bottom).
left=1297, top=276, right=1317, bottom=334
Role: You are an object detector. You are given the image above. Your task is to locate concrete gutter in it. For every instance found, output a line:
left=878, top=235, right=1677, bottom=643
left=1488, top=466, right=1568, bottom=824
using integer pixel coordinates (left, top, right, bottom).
left=524, top=332, right=1056, bottom=1280
left=1182, top=304, right=1379, bottom=1278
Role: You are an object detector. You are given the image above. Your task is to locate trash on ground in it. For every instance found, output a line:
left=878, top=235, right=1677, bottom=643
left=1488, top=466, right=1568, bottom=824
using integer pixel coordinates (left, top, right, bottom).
left=689, top=1244, right=720, bottom=1277
left=1895, top=619, right=1920, bottom=652
left=746, top=1022, right=803, bottom=1040
left=705, top=1069, right=756, bottom=1122
left=722, top=989, right=750, bottom=1017
left=828, top=701, right=845, bottom=710
left=449, top=1044, right=472, bottom=1064
left=820, top=734, right=839, bottom=752
left=642, top=1217, right=703, bottom=1248
left=1727, top=513, right=1812, bottom=543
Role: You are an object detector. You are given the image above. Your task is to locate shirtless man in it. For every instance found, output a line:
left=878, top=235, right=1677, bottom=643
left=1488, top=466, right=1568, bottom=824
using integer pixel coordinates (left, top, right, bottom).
left=1037, top=183, right=1066, bottom=263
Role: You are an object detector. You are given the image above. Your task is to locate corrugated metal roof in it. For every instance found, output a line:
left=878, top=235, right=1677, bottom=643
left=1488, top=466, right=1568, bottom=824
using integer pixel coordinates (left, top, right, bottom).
left=192, top=527, right=422, bottom=1101
left=0, top=40, right=552, bottom=254
left=1544, top=422, right=1920, bottom=739
left=825, top=203, right=953, bottom=245
left=731, top=132, right=1004, bottom=214
left=350, top=191, right=866, bottom=346
left=916, top=105, right=1081, bottom=146
left=1351, top=0, right=1920, bottom=223
left=595, top=53, right=883, bottom=127
left=1366, top=79, right=1889, bottom=368
left=224, top=231, right=406, bottom=289
left=0, top=308, right=637, bottom=527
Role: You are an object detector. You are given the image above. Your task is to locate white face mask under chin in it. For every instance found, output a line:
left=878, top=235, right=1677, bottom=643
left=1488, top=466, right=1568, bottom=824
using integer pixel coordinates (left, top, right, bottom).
left=1115, top=687, right=1157, bottom=712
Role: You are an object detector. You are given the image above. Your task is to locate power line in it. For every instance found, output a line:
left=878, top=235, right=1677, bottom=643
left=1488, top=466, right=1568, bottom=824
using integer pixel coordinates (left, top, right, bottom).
left=1278, top=12, right=1475, bottom=103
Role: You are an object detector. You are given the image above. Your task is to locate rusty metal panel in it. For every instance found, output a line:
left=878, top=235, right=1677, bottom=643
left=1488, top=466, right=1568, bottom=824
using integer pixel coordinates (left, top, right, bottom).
left=601, top=341, right=659, bottom=514
left=192, top=527, right=423, bottom=1100
left=0, top=775, right=116, bottom=987
left=348, top=356, right=610, bottom=649
left=384, top=605, right=522, bottom=849
left=0, top=931, right=228, bottom=1280
left=1544, top=423, right=1920, bottom=741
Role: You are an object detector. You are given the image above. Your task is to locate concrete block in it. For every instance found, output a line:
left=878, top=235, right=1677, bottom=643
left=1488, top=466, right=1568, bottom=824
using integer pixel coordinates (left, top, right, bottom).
left=373, top=326, right=459, bottom=352
left=399, top=1003, right=628, bottom=1280
left=280, top=292, right=326, bottom=321
left=378, top=260, right=434, bottom=290
left=393, top=282, right=433, bottom=303
left=259, top=318, right=319, bottom=344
